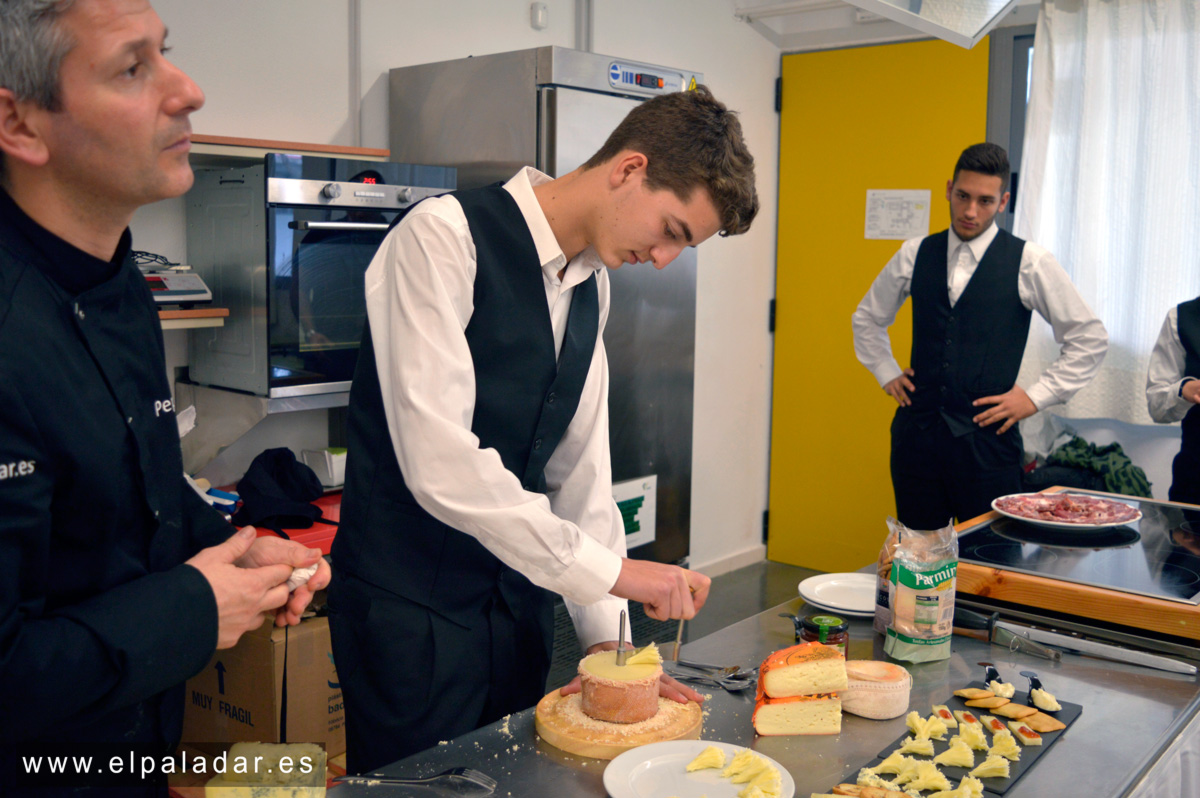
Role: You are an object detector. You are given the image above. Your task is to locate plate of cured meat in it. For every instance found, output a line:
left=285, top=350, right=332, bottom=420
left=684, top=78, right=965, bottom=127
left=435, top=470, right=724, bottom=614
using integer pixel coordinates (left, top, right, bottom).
left=991, top=492, right=1142, bottom=530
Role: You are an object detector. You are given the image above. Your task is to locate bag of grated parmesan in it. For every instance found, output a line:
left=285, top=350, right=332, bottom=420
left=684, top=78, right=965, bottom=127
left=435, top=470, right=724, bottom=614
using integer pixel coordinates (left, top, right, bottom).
left=881, top=516, right=957, bottom=663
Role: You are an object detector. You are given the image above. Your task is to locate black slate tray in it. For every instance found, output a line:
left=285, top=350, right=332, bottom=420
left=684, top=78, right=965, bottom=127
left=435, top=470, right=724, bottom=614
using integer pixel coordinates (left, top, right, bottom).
left=862, top=681, right=1082, bottom=797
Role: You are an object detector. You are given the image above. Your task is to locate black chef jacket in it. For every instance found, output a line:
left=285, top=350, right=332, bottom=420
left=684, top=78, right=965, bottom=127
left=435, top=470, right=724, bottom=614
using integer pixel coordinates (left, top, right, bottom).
left=0, top=187, right=233, bottom=754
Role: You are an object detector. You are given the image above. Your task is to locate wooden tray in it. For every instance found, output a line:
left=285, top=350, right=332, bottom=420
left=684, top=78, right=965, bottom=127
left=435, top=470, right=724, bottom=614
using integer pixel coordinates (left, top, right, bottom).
left=955, top=490, right=1200, bottom=643
left=534, top=690, right=702, bottom=760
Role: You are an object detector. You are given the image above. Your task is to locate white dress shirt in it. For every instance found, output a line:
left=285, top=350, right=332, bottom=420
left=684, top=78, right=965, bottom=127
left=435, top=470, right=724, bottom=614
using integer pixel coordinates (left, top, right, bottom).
left=852, top=223, right=1108, bottom=410
left=1147, top=306, right=1198, bottom=423
left=363, top=166, right=627, bottom=649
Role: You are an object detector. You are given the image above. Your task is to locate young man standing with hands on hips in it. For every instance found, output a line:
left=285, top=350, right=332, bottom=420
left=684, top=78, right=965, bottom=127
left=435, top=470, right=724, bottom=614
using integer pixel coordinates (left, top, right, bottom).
left=853, top=143, right=1107, bottom=530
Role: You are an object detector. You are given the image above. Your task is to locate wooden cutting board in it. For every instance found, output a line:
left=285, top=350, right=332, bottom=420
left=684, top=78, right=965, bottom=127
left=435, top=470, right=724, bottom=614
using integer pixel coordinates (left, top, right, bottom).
left=534, top=690, right=703, bottom=760
left=955, top=495, right=1200, bottom=643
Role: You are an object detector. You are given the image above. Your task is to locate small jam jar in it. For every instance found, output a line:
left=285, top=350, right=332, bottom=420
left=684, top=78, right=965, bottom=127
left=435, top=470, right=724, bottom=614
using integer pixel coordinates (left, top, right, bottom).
left=800, top=613, right=849, bottom=656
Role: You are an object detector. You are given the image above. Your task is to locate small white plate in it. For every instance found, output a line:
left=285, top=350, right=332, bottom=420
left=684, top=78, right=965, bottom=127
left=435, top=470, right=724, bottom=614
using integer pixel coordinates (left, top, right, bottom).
left=797, top=572, right=876, bottom=618
left=603, top=740, right=795, bottom=798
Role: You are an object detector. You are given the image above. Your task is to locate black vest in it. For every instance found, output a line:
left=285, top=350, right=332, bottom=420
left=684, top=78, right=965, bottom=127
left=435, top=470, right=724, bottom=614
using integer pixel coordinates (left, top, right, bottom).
left=1177, top=297, right=1200, bottom=449
left=333, top=185, right=599, bottom=621
left=907, top=227, right=1031, bottom=435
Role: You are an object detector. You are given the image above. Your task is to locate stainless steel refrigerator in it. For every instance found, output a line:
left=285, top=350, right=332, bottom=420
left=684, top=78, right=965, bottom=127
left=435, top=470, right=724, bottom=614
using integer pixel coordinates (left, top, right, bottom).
left=388, top=47, right=703, bottom=565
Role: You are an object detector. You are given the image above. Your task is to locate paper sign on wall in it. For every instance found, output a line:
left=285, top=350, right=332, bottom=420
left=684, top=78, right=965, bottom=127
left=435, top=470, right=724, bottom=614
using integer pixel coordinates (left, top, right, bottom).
left=613, top=475, right=656, bottom=550
left=865, top=189, right=931, bottom=240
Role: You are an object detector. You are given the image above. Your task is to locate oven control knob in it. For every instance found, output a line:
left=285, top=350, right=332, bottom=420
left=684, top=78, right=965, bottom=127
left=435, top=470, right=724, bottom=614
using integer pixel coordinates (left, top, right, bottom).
left=321, top=183, right=342, bottom=199
left=397, top=187, right=414, bottom=203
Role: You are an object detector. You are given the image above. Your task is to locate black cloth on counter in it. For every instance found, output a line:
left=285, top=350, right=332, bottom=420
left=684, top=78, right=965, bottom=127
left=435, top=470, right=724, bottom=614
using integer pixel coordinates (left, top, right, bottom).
left=233, top=447, right=326, bottom=534
left=1022, top=463, right=1107, bottom=494
left=330, top=184, right=597, bottom=773
left=0, top=188, right=231, bottom=774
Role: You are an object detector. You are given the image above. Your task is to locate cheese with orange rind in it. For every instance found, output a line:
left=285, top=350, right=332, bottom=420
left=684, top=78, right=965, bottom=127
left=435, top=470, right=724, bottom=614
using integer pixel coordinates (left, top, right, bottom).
left=753, top=681, right=842, bottom=736
left=760, top=641, right=847, bottom=698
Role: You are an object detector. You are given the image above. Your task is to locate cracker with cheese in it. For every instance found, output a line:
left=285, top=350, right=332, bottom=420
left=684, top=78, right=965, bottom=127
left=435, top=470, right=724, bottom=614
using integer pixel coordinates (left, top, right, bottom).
left=1007, top=720, right=1044, bottom=745
left=952, top=709, right=982, bottom=728
left=979, top=714, right=1007, bottom=735
left=932, top=704, right=958, bottom=728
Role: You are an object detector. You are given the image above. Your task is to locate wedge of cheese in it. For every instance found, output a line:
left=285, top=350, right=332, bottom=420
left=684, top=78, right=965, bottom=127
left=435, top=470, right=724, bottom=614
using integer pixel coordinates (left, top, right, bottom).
left=760, top=642, right=847, bottom=698
left=753, top=686, right=842, bottom=736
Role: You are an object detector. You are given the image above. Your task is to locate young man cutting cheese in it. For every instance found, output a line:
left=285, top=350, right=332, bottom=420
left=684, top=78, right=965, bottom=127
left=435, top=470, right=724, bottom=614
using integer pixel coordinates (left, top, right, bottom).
left=330, top=86, right=759, bottom=772
left=852, top=143, right=1108, bottom=530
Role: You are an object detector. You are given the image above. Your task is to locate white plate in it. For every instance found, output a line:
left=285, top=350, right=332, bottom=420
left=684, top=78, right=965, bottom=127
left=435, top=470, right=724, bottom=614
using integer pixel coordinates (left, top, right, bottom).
left=797, top=572, right=876, bottom=618
left=603, top=740, right=795, bottom=798
left=991, top=493, right=1142, bottom=531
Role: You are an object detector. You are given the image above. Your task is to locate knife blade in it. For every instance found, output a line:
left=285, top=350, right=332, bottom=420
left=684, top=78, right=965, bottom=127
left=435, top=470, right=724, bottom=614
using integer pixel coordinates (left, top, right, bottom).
left=616, top=609, right=628, bottom=666
left=990, top=624, right=1062, bottom=661
left=993, top=620, right=1198, bottom=675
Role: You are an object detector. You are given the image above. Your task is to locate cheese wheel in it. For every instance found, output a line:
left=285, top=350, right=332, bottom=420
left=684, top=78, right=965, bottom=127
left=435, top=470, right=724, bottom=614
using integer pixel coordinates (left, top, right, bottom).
left=840, top=660, right=912, bottom=720
left=579, top=650, right=662, bottom=723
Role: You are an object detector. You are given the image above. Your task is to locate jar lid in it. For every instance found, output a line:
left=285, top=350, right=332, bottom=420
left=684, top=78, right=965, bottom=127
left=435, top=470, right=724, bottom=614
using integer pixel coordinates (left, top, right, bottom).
left=801, top=613, right=848, bottom=635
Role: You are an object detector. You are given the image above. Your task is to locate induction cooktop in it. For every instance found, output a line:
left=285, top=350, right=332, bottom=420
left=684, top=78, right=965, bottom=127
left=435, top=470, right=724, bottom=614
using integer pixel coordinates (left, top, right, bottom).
left=957, top=492, right=1200, bottom=605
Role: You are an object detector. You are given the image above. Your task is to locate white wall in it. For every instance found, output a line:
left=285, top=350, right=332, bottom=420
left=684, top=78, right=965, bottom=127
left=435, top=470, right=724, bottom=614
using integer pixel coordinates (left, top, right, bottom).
left=140, top=0, right=782, bottom=574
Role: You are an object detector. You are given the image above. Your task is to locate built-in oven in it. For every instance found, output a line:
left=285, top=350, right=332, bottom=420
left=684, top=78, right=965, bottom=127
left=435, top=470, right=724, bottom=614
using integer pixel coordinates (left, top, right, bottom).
left=185, top=153, right=456, bottom=398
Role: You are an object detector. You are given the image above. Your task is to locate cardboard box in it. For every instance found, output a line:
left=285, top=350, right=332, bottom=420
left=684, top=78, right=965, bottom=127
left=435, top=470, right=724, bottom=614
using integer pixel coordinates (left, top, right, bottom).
left=181, top=615, right=345, bottom=756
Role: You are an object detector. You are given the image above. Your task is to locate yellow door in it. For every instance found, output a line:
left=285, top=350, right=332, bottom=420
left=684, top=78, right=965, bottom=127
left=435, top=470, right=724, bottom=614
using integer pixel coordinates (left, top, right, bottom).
left=768, top=39, right=990, bottom=572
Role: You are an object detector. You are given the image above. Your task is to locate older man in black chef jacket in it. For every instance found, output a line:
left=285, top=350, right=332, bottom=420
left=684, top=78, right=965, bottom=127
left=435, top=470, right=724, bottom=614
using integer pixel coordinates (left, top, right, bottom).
left=853, top=143, right=1108, bottom=530
left=0, top=0, right=330, bottom=792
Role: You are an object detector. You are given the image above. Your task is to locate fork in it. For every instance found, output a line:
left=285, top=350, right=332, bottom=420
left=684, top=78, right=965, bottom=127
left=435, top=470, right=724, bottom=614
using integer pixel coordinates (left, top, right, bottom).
left=672, top=672, right=757, bottom=692
left=675, top=659, right=742, bottom=677
left=333, top=766, right=497, bottom=794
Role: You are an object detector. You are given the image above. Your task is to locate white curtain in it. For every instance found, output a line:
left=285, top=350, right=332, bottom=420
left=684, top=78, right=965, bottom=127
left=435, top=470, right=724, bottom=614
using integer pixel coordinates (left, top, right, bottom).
left=1015, top=0, right=1200, bottom=425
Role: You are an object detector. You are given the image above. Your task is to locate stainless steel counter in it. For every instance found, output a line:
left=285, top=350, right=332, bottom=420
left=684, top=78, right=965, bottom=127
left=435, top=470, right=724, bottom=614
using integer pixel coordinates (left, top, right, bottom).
left=333, top=598, right=1200, bottom=797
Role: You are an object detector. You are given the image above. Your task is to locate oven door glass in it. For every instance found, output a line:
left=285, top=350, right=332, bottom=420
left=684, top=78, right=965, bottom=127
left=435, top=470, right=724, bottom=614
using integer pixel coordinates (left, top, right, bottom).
left=268, top=206, right=397, bottom=392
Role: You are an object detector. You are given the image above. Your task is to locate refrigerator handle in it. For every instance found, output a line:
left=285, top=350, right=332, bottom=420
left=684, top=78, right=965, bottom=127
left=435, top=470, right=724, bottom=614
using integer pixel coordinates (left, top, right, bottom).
left=538, top=86, right=557, bottom=176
